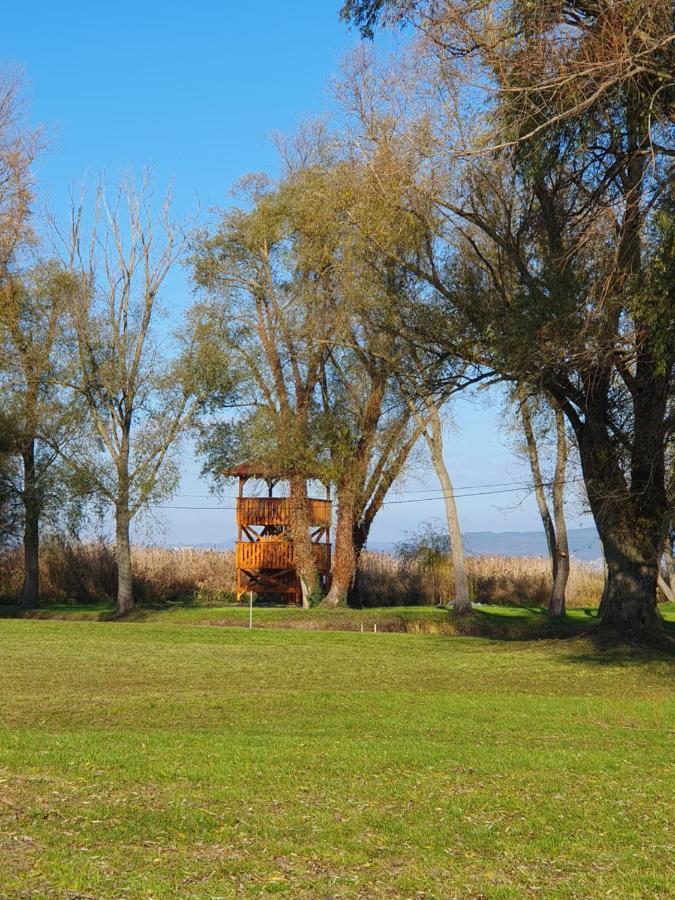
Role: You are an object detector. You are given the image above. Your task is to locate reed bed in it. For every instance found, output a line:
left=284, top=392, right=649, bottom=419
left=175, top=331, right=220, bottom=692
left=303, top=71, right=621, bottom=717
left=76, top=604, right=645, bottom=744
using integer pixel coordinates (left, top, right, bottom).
left=0, top=540, right=604, bottom=608
left=0, top=541, right=236, bottom=605
left=356, top=551, right=603, bottom=608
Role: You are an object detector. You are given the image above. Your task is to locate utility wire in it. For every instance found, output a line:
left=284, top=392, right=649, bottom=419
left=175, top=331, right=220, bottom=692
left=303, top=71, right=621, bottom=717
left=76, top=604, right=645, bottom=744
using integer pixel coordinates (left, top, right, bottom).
left=168, top=475, right=586, bottom=503
left=149, top=475, right=586, bottom=511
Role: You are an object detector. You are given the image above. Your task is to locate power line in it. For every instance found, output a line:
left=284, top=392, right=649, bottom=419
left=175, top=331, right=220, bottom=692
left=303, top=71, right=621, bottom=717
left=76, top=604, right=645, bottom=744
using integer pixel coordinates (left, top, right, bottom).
left=169, top=475, right=586, bottom=502
left=150, top=476, right=585, bottom=511
left=383, top=476, right=585, bottom=505
left=383, top=486, right=539, bottom=505
left=148, top=504, right=238, bottom=510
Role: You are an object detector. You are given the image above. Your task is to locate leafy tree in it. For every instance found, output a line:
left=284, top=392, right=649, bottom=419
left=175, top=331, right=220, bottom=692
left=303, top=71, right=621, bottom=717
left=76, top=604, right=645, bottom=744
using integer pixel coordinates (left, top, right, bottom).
left=191, top=174, right=338, bottom=606
left=318, top=318, right=423, bottom=608
left=337, top=1, right=675, bottom=641
left=0, top=430, right=20, bottom=548
left=0, top=264, right=78, bottom=607
left=193, top=160, right=445, bottom=608
left=396, top=520, right=454, bottom=606
left=280, top=161, right=432, bottom=608
left=0, top=69, right=53, bottom=598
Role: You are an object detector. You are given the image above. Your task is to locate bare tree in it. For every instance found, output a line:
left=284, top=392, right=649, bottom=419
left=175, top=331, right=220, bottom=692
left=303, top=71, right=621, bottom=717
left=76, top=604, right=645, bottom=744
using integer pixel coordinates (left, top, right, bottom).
left=0, top=68, right=37, bottom=282
left=64, top=176, right=198, bottom=615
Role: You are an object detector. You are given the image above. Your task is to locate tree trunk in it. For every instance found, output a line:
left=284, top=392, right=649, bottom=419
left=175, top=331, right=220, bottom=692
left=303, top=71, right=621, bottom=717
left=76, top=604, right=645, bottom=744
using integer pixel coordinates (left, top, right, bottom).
left=423, top=409, right=470, bottom=613
left=439, top=464, right=470, bottom=613
left=548, top=409, right=569, bottom=617
left=323, top=488, right=357, bottom=608
left=519, top=391, right=571, bottom=616
left=19, top=440, right=39, bottom=610
left=115, top=503, right=134, bottom=615
left=289, top=474, right=322, bottom=608
left=346, top=519, right=374, bottom=606
left=574, top=418, right=664, bottom=641
left=519, top=393, right=556, bottom=562
left=549, top=535, right=570, bottom=617
left=598, top=532, right=661, bottom=638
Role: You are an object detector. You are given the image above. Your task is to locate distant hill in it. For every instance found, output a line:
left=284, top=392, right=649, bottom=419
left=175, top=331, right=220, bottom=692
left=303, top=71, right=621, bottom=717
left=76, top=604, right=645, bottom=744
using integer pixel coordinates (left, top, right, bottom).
left=368, top=526, right=602, bottom=562
left=462, top=527, right=601, bottom=562
left=185, top=527, right=603, bottom=563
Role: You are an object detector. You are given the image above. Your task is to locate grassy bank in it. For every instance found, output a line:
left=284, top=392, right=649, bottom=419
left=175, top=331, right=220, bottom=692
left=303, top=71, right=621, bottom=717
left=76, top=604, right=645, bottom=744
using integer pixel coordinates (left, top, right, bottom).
left=5, top=599, right=674, bottom=642
left=1, top=619, right=673, bottom=897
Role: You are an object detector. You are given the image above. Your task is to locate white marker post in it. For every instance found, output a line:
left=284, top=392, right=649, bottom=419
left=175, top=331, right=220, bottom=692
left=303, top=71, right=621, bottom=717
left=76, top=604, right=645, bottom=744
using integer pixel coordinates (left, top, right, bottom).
left=249, top=591, right=253, bottom=629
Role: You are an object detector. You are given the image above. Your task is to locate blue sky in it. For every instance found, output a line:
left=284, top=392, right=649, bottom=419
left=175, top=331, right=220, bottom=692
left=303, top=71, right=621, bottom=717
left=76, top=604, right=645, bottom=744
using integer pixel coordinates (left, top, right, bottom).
left=3, top=1, right=594, bottom=547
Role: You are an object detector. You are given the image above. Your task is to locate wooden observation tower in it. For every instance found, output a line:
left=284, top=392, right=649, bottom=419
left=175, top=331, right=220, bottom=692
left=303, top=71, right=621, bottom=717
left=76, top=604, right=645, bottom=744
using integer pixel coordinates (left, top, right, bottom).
left=224, top=463, right=332, bottom=606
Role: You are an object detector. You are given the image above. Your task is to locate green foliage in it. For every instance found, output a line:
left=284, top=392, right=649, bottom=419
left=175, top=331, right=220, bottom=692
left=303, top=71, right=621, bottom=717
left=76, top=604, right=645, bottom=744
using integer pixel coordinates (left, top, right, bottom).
left=396, top=519, right=451, bottom=565
left=0, top=446, right=20, bottom=546
left=340, top=0, right=406, bottom=38
left=306, top=577, right=325, bottom=608
left=629, top=198, right=675, bottom=376
left=0, top=263, right=85, bottom=543
left=189, top=164, right=422, bottom=504
left=395, top=521, right=454, bottom=605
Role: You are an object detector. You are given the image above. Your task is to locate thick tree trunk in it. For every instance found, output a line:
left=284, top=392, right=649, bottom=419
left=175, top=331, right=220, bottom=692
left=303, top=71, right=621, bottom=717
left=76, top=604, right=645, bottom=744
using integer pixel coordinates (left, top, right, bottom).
left=346, top=519, right=377, bottom=606
left=19, top=440, right=39, bottom=610
left=574, top=419, right=664, bottom=641
left=323, top=489, right=357, bottom=608
left=115, top=503, right=134, bottom=616
left=598, top=533, right=661, bottom=638
left=549, top=542, right=570, bottom=617
left=289, top=474, right=322, bottom=608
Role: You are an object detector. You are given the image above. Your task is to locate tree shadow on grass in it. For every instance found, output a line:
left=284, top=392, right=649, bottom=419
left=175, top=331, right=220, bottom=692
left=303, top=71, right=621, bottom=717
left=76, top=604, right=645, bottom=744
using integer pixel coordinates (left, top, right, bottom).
left=559, top=618, right=675, bottom=664
left=450, top=606, right=596, bottom=642
left=0, top=602, right=115, bottom=621
left=450, top=605, right=675, bottom=653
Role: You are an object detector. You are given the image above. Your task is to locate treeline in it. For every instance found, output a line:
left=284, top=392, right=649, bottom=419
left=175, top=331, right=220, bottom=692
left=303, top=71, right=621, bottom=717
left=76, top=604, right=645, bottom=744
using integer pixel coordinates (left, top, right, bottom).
left=1, top=0, right=673, bottom=640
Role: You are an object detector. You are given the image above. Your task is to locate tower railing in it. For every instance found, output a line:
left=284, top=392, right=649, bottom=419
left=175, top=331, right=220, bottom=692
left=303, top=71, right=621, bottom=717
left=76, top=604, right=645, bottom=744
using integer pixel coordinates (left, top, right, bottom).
left=236, top=496, right=331, bottom=527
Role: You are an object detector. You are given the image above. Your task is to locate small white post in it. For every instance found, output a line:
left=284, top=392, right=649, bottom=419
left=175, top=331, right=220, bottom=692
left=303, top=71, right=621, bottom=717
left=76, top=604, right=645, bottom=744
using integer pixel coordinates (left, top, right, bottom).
left=373, top=623, right=377, bottom=633
left=360, top=623, right=363, bottom=633
left=249, top=591, right=253, bottom=629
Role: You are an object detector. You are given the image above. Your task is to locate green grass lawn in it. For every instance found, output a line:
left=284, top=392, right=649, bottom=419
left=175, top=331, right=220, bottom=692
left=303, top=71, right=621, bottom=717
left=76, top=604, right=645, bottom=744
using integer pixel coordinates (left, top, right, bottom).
left=1, top=616, right=673, bottom=898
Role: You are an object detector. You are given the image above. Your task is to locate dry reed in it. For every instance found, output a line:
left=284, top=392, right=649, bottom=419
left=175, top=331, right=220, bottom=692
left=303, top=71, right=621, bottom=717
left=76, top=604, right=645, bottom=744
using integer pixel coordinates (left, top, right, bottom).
left=0, top=540, right=236, bottom=605
left=0, top=540, right=604, bottom=608
left=355, top=551, right=603, bottom=609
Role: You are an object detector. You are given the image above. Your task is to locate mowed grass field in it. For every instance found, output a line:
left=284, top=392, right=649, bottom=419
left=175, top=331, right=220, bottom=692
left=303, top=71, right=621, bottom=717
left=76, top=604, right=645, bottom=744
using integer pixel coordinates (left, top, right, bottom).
left=1, top=613, right=674, bottom=898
